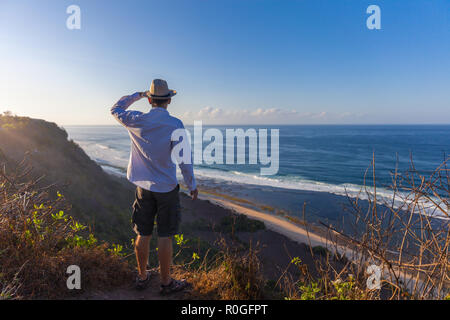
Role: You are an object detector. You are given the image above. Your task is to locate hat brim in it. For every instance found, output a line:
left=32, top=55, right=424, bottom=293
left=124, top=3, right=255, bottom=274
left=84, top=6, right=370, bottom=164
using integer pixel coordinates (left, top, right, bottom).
left=149, top=90, right=177, bottom=100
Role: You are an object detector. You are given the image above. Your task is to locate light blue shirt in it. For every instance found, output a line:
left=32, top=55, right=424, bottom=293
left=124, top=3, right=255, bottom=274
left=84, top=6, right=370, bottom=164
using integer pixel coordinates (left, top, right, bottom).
left=111, top=92, right=196, bottom=192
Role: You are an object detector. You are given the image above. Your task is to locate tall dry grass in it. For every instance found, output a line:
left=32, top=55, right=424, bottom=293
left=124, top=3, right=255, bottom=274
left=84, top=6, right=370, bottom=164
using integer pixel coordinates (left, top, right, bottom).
left=172, top=237, right=266, bottom=300
left=0, top=157, right=132, bottom=299
left=281, top=156, right=449, bottom=300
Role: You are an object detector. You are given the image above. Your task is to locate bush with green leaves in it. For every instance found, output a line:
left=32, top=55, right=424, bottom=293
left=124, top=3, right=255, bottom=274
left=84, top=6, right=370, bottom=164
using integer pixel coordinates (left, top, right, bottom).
left=0, top=161, right=132, bottom=299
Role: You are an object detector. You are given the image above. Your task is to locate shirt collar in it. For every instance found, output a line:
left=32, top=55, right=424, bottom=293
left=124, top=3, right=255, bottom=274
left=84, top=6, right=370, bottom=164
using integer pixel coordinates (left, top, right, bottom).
left=149, top=107, right=169, bottom=114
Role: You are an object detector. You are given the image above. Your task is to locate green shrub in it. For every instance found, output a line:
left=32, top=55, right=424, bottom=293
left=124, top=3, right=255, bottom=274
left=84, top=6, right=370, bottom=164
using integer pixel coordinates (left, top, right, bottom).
left=218, top=214, right=266, bottom=234
left=0, top=166, right=132, bottom=299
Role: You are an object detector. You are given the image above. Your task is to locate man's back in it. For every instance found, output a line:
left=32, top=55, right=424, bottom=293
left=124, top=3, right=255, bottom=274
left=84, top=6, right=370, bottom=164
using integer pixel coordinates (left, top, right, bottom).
left=111, top=92, right=196, bottom=193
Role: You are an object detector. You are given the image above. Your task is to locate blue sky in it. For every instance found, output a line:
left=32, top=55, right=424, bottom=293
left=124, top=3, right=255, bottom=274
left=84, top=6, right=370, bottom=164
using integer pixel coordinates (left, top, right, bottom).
left=0, top=0, right=449, bottom=125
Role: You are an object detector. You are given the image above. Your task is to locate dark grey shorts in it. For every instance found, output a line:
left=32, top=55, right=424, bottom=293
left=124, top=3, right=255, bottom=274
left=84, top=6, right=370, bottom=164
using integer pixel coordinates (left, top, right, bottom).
left=131, top=185, right=181, bottom=237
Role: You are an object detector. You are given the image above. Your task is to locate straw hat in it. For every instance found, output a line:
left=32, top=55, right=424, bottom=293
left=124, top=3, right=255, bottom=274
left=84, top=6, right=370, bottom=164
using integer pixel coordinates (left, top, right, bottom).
left=146, top=79, right=177, bottom=100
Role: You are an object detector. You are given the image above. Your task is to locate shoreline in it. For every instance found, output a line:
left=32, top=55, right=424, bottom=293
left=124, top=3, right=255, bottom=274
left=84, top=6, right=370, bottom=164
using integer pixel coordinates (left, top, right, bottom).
left=200, top=193, right=328, bottom=248
left=193, top=190, right=357, bottom=260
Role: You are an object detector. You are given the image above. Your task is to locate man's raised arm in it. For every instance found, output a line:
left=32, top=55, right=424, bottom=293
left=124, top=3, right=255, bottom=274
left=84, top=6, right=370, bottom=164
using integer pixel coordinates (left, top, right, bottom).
left=110, top=92, right=145, bottom=126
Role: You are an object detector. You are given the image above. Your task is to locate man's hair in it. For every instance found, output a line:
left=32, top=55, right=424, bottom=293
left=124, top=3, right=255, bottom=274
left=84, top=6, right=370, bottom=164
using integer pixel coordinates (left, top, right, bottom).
left=152, top=98, right=170, bottom=107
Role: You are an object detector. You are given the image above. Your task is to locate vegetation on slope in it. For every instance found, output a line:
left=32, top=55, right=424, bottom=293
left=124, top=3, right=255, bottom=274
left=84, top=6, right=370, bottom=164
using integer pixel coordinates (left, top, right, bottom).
left=0, top=114, right=134, bottom=243
left=0, top=161, right=132, bottom=299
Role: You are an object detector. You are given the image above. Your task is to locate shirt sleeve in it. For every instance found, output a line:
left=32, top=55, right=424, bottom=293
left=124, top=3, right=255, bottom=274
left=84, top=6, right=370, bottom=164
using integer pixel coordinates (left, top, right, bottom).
left=172, top=121, right=197, bottom=192
left=110, top=92, right=144, bottom=127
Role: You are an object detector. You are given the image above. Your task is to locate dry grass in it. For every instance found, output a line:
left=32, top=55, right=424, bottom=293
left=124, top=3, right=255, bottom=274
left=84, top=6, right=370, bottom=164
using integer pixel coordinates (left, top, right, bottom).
left=340, top=155, right=450, bottom=299
left=0, top=158, right=132, bottom=299
left=279, top=155, right=450, bottom=300
left=174, top=238, right=265, bottom=300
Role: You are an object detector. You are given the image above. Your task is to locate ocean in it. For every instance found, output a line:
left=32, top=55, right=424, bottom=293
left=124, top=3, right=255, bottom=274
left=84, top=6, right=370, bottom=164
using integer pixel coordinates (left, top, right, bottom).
left=65, top=125, right=450, bottom=223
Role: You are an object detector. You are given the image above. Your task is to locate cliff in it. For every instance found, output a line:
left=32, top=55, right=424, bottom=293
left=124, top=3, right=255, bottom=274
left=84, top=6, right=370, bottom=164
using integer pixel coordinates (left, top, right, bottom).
left=0, top=114, right=134, bottom=242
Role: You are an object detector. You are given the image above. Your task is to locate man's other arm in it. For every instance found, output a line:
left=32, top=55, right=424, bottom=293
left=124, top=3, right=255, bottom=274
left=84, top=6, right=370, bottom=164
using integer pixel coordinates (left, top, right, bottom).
left=111, top=92, right=145, bottom=126
left=172, top=122, right=198, bottom=200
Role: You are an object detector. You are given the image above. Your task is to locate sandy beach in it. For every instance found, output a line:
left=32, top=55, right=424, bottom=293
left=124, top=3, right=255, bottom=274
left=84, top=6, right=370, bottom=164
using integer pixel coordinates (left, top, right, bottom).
left=194, top=191, right=357, bottom=260
left=201, top=194, right=328, bottom=247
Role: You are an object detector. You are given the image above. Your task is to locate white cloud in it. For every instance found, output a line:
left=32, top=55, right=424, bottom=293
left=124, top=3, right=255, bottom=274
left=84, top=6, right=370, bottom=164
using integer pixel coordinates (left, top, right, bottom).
left=177, top=107, right=366, bottom=125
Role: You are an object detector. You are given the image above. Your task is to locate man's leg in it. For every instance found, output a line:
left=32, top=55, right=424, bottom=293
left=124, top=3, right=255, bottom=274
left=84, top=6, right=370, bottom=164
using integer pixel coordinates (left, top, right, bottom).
left=157, top=236, right=173, bottom=285
left=135, top=235, right=151, bottom=280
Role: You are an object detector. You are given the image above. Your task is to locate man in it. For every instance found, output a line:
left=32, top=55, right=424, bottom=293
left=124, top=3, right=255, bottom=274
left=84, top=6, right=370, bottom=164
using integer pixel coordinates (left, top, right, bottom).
left=111, top=79, right=198, bottom=294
